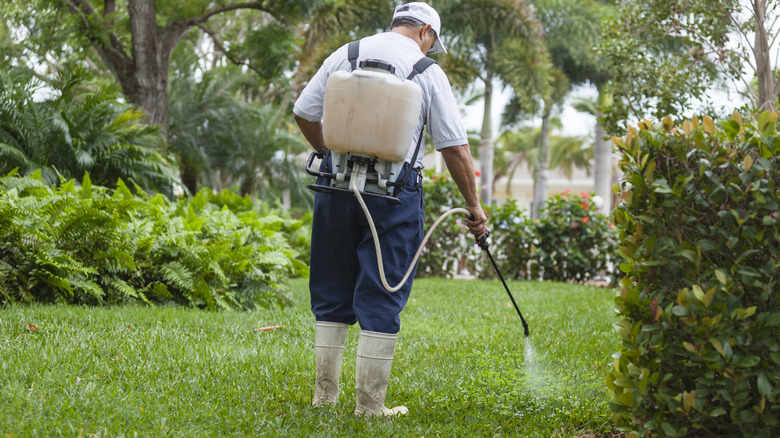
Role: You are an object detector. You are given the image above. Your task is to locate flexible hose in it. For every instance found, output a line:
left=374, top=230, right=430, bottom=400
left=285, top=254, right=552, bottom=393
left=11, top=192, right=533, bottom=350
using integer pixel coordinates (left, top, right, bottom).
left=349, top=164, right=470, bottom=292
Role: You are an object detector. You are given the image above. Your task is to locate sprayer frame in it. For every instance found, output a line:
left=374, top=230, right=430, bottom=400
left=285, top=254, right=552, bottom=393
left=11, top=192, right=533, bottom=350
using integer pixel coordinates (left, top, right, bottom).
left=305, top=149, right=406, bottom=204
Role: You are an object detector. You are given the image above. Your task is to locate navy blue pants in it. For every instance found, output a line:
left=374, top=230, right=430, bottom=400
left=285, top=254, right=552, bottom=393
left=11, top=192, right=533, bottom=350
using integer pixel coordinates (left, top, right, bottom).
left=309, top=160, right=424, bottom=334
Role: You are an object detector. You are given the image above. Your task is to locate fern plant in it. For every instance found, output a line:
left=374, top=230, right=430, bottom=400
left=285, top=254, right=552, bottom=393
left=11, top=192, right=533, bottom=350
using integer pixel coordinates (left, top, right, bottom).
left=0, top=170, right=309, bottom=309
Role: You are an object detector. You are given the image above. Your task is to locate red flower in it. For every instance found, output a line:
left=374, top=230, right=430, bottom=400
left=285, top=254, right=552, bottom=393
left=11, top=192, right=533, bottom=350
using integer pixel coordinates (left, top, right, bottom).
left=580, top=191, right=591, bottom=198
left=581, top=201, right=590, bottom=210
left=474, top=171, right=482, bottom=177
left=582, top=216, right=590, bottom=223
left=561, top=189, right=570, bottom=195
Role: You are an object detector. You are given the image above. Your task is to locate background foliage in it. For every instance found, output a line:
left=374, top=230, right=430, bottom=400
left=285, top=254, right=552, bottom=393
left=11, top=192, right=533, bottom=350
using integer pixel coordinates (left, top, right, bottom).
left=609, top=112, right=780, bottom=437
left=527, top=190, right=616, bottom=282
left=0, top=171, right=309, bottom=309
left=418, top=170, right=617, bottom=283
left=0, top=65, right=174, bottom=191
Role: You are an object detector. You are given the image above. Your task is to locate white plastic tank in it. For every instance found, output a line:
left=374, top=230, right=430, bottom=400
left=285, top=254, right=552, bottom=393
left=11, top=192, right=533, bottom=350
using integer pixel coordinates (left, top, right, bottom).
left=322, top=68, right=423, bottom=162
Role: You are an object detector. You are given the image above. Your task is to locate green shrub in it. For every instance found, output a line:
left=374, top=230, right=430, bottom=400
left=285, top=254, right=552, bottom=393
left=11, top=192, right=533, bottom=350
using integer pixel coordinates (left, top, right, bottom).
left=479, top=199, right=535, bottom=280
left=418, top=170, right=476, bottom=277
left=532, top=191, right=618, bottom=282
left=418, top=170, right=617, bottom=282
left=608, top=112, right=780, bottom=437
left=0, top=170, right=308, bottom=309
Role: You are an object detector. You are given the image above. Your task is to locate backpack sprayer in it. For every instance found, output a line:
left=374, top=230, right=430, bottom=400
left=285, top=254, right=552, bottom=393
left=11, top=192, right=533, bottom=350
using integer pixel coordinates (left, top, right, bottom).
left=305, top=49, right=529, bottom=336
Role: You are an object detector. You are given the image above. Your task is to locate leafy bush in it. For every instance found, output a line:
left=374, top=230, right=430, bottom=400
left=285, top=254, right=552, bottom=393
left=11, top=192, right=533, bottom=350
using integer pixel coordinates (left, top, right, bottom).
left=531, top=191, right=617, bottom=282
left=0, top=171, right=308, bottom=309
left=418, top=170, right=475, bottom=277
left=608, top=112, right=780, bottom=437
left=418, top=169, right=617, bottom=282
left=478, top=199, right=535, bottom=280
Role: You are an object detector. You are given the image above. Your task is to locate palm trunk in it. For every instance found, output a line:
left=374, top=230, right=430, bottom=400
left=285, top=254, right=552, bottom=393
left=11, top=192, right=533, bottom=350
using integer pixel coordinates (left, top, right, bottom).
left=532, top=104, right=552, bottom=219
left=593, top=89, right=613, bottom=212
left=479, top=72, right=495, bottom=205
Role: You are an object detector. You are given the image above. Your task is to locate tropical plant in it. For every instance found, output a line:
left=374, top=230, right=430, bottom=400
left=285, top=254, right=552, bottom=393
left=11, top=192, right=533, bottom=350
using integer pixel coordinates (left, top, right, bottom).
left=2, top=0, right=326, bottom=194
left=501, top=0, right=614, bottom=217
left=440, top=0, right=546, bottom=205
left=167, top=63, right=310, bottom=207
left=609, top=112, right=780, bottom=437
left=0, top=65, right=173, bottom=191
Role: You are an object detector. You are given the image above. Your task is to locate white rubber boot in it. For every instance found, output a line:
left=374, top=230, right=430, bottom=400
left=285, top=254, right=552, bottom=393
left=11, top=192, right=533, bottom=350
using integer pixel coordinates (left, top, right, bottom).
left=354, top=330, right=408, bottom=417
left=312, top=321, right=348, bottom=407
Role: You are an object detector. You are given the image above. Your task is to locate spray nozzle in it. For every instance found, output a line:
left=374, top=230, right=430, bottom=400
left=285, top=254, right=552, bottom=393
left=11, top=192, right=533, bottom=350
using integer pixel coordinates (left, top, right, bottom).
left=475, top=230, right=490, bottom=251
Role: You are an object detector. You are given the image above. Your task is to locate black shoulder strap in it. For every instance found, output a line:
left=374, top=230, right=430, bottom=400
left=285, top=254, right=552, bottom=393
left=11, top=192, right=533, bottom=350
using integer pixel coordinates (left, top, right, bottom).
left=406, top=57, right=436, bottom=80
left=399, top=56, right=437, bottom=187
left=348, top=41, right=360, bottom=72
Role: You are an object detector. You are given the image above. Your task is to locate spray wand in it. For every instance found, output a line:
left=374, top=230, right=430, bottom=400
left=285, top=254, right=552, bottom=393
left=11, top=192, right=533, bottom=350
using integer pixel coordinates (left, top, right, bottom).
left=473, top=228, right=530, bottom=337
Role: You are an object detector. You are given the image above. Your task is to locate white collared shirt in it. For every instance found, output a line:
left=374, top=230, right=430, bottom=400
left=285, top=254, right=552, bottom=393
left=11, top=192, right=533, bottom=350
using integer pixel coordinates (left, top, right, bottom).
left=293, top=31, right=468, bottom=168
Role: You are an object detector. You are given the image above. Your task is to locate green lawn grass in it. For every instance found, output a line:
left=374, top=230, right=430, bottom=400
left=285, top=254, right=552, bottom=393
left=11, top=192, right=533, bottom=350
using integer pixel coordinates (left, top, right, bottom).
left=0, top=278, right=620, bottom=437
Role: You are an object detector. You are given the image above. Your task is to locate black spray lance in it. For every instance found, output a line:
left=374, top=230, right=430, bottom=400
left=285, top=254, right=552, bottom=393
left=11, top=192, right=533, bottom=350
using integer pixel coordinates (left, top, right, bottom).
left=472, top=227, right=531, bottom=337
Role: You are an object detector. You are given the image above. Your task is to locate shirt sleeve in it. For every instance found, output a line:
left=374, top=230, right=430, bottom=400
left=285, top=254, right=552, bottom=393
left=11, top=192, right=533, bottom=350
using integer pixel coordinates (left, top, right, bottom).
left=293, top=46, right=348, bottom=122
left=425, top=66, right=469, bottom=150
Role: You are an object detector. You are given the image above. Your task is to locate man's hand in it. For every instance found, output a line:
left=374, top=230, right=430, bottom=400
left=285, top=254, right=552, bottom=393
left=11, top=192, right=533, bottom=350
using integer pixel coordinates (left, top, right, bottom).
left=465, top=205, right=487, bottom=241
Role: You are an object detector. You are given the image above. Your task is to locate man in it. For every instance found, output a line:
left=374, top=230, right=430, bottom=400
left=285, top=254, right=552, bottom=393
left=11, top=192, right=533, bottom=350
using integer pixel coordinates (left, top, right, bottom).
left=293, top=2, right=487, bottom=417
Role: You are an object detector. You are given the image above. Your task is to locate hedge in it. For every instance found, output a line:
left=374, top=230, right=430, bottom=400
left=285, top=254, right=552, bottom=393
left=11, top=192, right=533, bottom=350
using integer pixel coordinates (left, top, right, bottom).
left=608, top=112, right=780, bottom=437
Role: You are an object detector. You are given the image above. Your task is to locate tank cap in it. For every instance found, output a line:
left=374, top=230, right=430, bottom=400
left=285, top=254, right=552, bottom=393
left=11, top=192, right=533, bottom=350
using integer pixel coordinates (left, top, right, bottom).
left=359, top=59, right=396, bottom=74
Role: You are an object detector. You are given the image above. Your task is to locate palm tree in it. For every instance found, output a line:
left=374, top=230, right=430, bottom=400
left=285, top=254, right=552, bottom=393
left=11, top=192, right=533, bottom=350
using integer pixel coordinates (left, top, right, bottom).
left=499, top=0, right=613, bottom=217
left=210, top=103, right=308, bottom=203
left=440, top=0, right=545, bottom=206
left=167, top=65, right=245, bottom=194
left=167, top=64, right=309, bottom=206
left=0, top=65, right=172, bottom=190
left=495, top=121, right=589, bottom=201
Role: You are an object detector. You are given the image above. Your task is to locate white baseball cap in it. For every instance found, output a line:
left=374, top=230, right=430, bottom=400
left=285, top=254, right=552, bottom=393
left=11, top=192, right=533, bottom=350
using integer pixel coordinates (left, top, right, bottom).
left=392, top=2, right=447, bottom=55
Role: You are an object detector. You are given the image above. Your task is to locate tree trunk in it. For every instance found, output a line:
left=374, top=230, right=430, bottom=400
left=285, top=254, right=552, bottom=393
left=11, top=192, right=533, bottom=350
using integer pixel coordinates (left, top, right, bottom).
left=126, top=0, right=169, bottom=127
left=593, top=115, right=612, bottom=212
left=180, top=157, right=198, bottom=196
left=479, top=71, right=495, bottom=206
left=240, top=176, right=254, bottom=197
left=753, top=0, right=775, bottom=111
left=532, top=104, right=552, bottom=219
left=593, top=89, right=613, bottom=212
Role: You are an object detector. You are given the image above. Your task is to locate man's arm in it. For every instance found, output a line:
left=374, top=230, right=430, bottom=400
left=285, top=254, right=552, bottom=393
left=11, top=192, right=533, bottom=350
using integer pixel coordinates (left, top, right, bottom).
left=439, top=144, right=487, bottom=240
left=294, top=113, right=327, bottom=152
